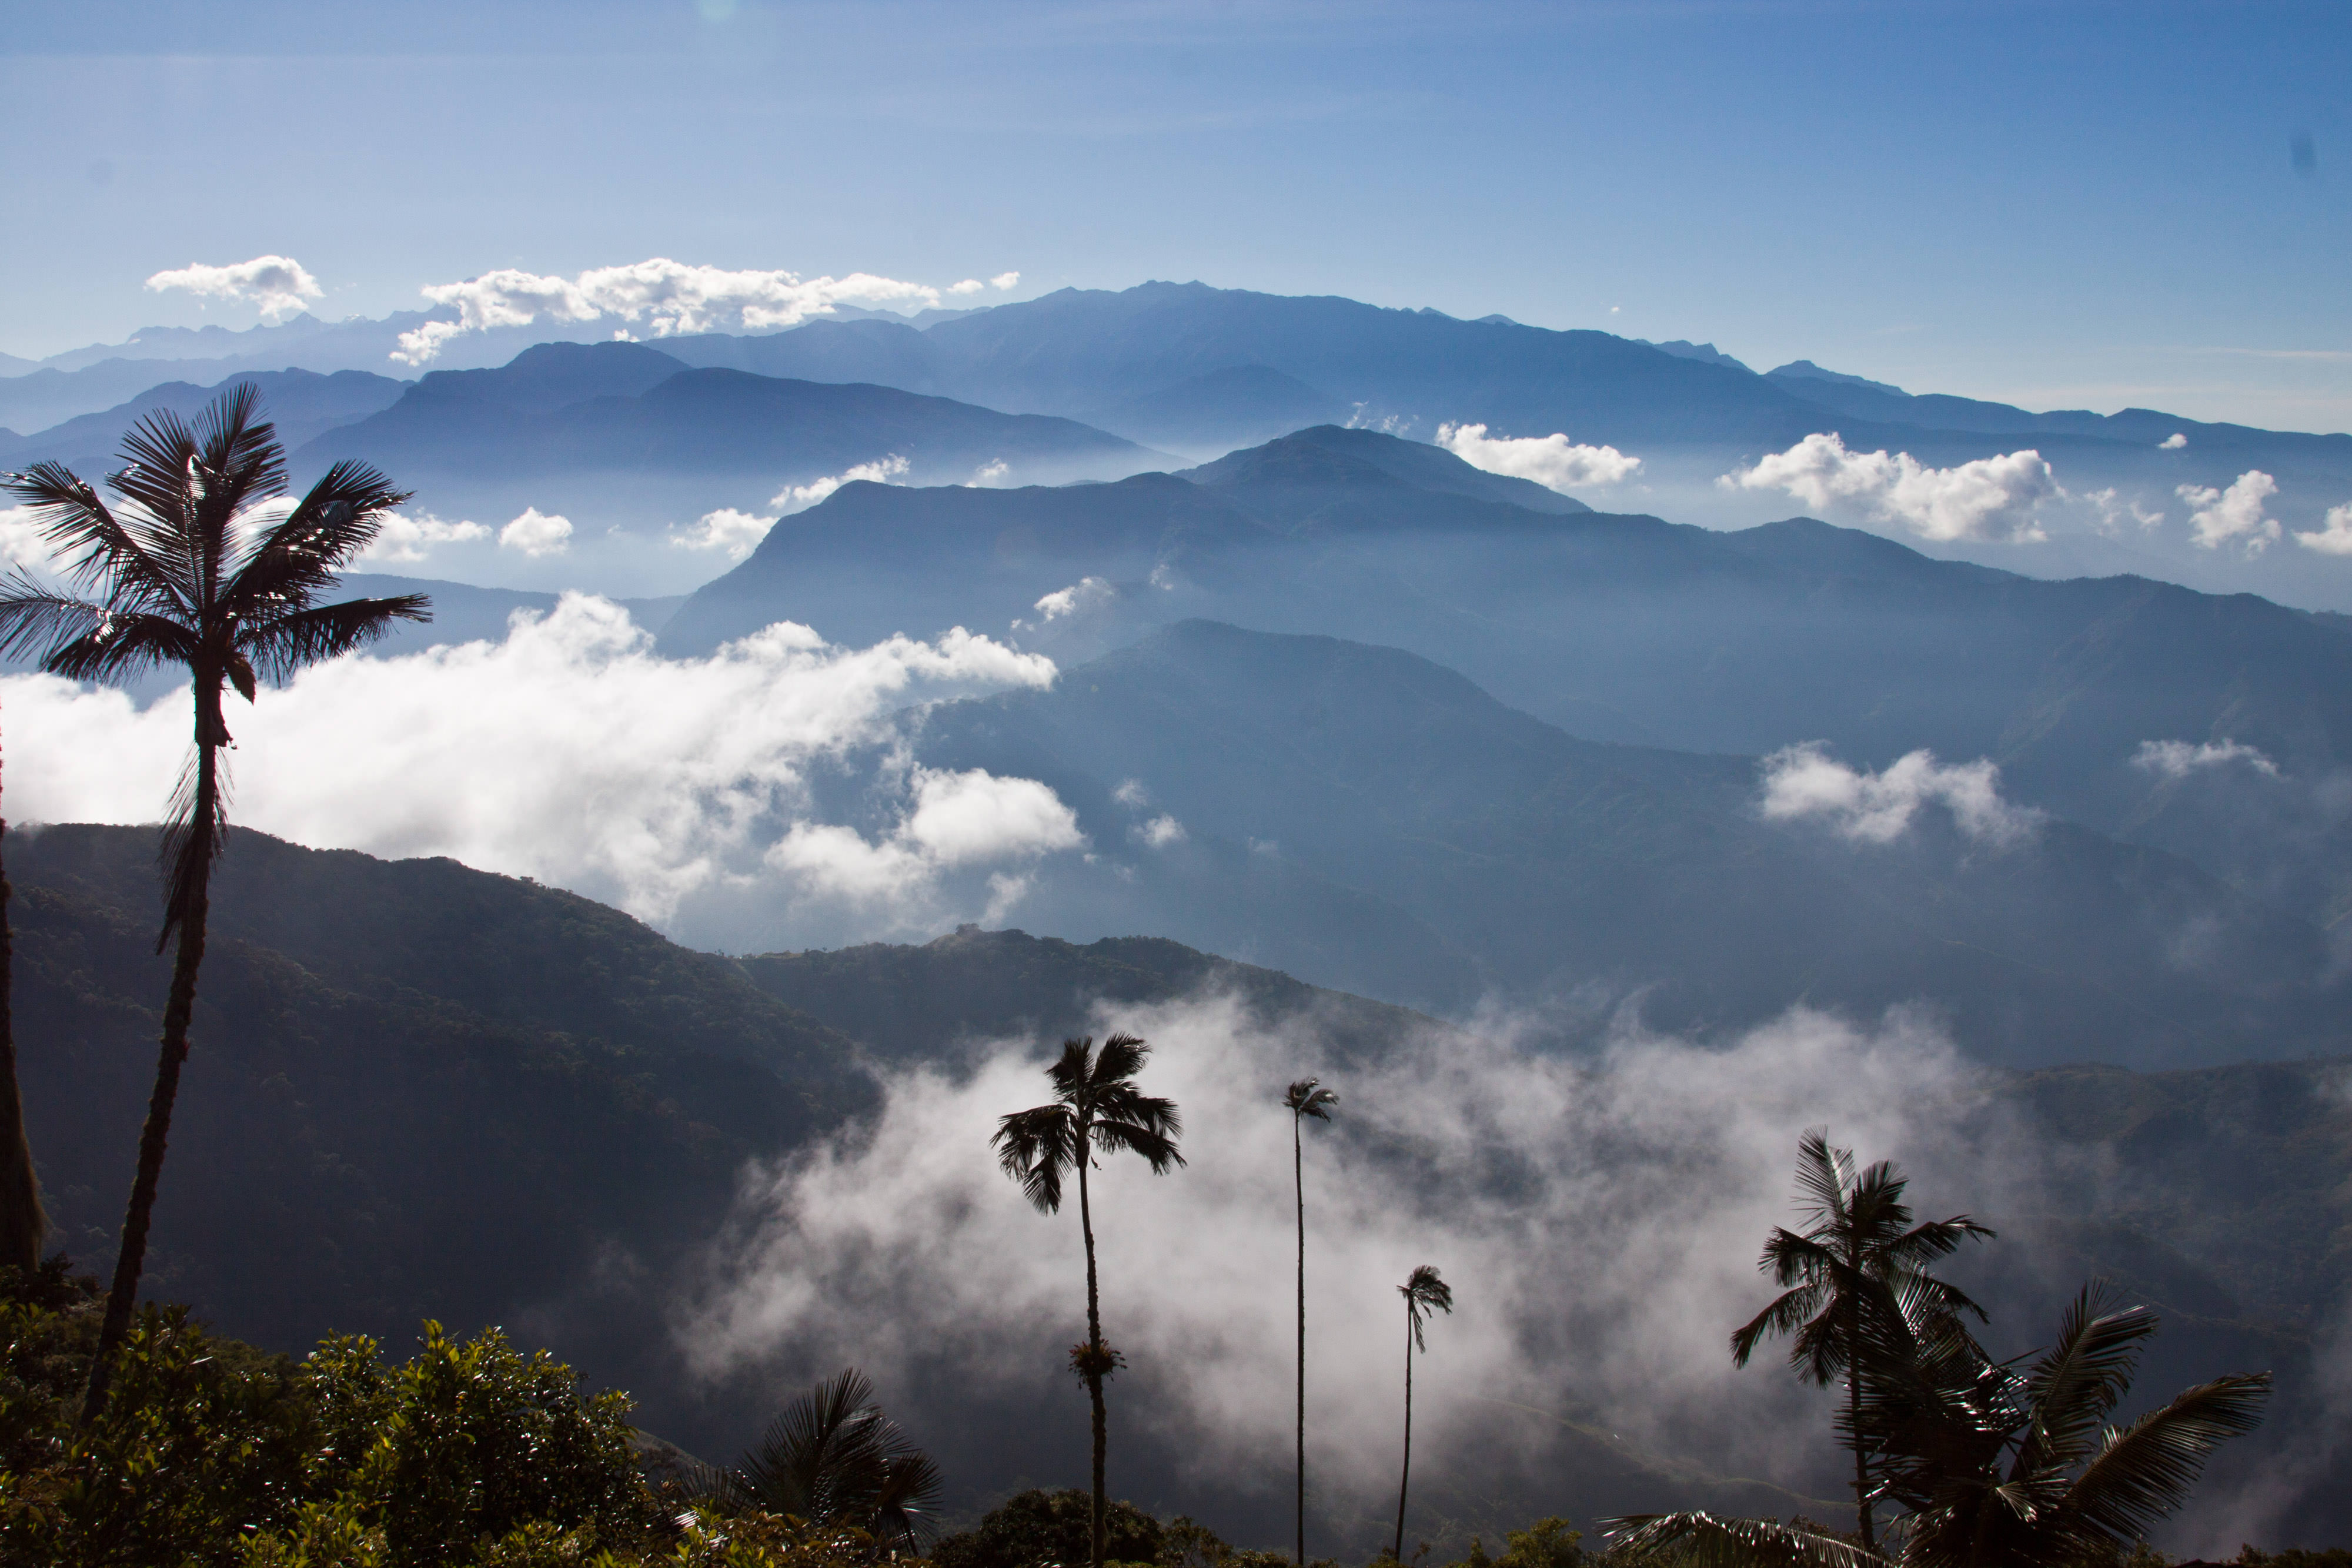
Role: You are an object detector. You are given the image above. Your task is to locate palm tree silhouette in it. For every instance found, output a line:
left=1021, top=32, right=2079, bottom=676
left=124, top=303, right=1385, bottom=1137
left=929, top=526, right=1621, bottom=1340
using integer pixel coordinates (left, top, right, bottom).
left=724, top=1367, right=943, bottom=1556
left=1392, top=1263, right=1453, bottom=1563
left=1613, top=1281, right=2270, bottom=1568
left=0, top=744, right=40, bottom=1272
left=0, top=384, right=426, bottom=1423
left=1285, top=1076, right=1338, bottom=1567
left=994, top=1033, right=1184, bottom=1568
left=1730, top=1129, right=1992, bottom=1551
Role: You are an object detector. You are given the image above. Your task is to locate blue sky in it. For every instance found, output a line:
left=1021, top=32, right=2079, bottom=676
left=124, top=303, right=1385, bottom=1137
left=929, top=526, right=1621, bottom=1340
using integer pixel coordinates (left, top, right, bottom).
left=4, top=0, right=2346, bottom=429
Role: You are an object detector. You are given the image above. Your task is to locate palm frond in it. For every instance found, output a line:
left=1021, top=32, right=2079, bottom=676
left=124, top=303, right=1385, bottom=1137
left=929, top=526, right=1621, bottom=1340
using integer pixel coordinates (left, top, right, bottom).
left=0, top=464, right=191, bottom=616
left=35, top=611, right=200, bottom=685
left=2012, top=1285, right=2155, bottom=1480
left=1759, top=1226, right=1838, bottom=1289
left=1731, top=1280, right=1828, bottom=1369
left=1091, top=1031, right=1151, bottom=1088
left=222, top=461, right=413, bottom=617
left=1402, top=1265, right=1452, bottom=1350
left=239, top=594, right=430, bottom=680
left=2059, top=1373, right=2271, bottom=1544
left=1091, top=1114, right=1185, bottom=1174
left=1286, top=1078, right=1339, bottom=1120
left=1792, top=1128, right=1857, bottom=1227
left=1604, top=1512, right=1890, bottom=1568
left=1045, top=1037, right=1097, bottom=1102
left=994, top=1104, right=1077, bottom=1213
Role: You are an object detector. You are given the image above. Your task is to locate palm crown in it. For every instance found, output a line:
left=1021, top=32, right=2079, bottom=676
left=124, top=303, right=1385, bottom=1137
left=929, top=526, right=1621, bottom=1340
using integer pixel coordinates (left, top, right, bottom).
left=1401, top=1263, right=1454, bottom=1352
left=994, top=1034, right=1185, bottom=1211
left=0, top=383, right=426, bottom=938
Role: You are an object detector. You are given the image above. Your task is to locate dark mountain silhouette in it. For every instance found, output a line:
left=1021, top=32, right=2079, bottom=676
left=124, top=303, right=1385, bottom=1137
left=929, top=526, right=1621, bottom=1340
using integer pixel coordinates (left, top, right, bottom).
left=15, top=825, right=2344, bottom=1540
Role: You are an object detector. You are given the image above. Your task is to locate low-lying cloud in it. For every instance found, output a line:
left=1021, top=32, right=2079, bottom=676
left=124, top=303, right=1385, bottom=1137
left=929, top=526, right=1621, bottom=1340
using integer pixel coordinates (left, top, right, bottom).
left=499, top=507, right=574, bottom=557
left=677, top=989, right=2035, bottom=1544
left=2294, top=502, right=2352, bottom=557
left=2177, top=471, right=2283, bottom=553
left=1759, top=742, right=2041, bottom=847
left=1435, top=423, right=1642, bottom=490
left=773, top=456, right=911, bottom=514
left=669, top=459, right=914, bottom=558
left=144, top=255, right=322, bottom=323
left=392, top=260, right=1007, bottom=364
left=1, top=597, right=1069, bottom=944
left=360, top=511, right=492, bottom=565
left=1722, top=433, right=2056, bottom=543
left=2133, top=738, right=2282, bottom=780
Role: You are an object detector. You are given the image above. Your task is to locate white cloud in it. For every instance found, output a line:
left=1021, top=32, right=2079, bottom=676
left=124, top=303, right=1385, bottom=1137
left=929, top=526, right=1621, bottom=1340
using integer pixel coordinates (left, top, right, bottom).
left=1, top=596, right=1064, bottom=938
left=671, top=507, right=776, bottom=560
left=1135, top=813, right=1187, bottom=848
left=499, top=507, right=574, bottom=557
left=1013, top=576, right=1117, bottom=634
left=967, top=459, right=1012, bottom=487
left=678, top=989, right=2032, bottom=1519
left=2160, top=433, right=2189, bottom=450
left=392, top=259, right=983, bottom=364
left=1722, top=433, right=2055, bottom=543
left=989, top=272, right=1020, bottom=291
left=1112, top=778, right=1151, bottom=809
left=947, top=279, right=986, bottom=296
left=143, top=255, right=322, bottom=323
left=1759, top=742, right=2041, bottom=848
left=0, top=507, right=56, bottom=570
left=769, top=455, right=911, bottom=515
left=2176, top=470, right=2282, bottom=553
left=359, top=511, right=492, bottom=565
left=2294, top=501, right=2352, bottom=557
left=2082, top=488, right=2164, bottom=537
left=2132, top=738, right=2281, bottom=780
left=1435, top=422, right=1642, bottom=491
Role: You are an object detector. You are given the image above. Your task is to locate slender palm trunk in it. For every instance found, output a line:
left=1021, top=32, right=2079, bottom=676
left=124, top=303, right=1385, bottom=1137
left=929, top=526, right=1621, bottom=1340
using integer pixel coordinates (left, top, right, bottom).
left=80, top=736, right=217, bottom=1427
left=1294, top=1114, right=1307, bottom=1568
left=1845, top=1233, right=1875, bottom=1553
left=0, top=727, right=44, bottom=1272
left=1392, top=1307, right=1414, bottom=1563
left=1077, top=1144, right=1107, bottom=1568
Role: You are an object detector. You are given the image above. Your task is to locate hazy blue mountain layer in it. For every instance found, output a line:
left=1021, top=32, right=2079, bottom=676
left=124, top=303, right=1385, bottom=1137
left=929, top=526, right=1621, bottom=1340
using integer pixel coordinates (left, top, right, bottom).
left=658, top=426, right=2352, bottom=930
left=0, top=366, right=407, bottom=473
left=906, top=619, right=2341, bottom=1066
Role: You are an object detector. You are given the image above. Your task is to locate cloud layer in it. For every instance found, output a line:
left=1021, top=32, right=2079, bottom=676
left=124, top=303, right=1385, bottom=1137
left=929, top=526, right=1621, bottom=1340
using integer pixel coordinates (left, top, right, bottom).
left=1759, top=742, right=2042, bottom=847
left=2133, top=738, right=2281, bottom=780
left=2294, top=502, right=2352, bottom=557
left=392, top=260, right=1013, bottom=364
left=143, top=255, right=322, bottom=323
left=1435, top=423, right=1642, bottom=490
left=1722, top=433, right=2055, bottom=543
left=1, top=598, right=1068, bottom=942
left=678, top=988, right=2032, bottom=1543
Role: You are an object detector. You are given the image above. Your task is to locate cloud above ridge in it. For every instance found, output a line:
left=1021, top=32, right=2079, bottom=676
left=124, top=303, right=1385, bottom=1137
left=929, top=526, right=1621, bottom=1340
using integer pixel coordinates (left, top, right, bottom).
left=1759, top=742, right=2041, bottom=847
left=0, top=597, right=1068, bottom=941
left=1722, top=433, right=2055, bottom=543
left=1435, top=423, right=1642, bottom=490
left=2177, top=470, right=2282, bottom=553
left=392, top=260, right=1004, bottom=364
left=144, top=255, right=322, bottom=322
left=359, top=511, right=492, bottom=565
left=2294, top=501, right=2352, bottom=556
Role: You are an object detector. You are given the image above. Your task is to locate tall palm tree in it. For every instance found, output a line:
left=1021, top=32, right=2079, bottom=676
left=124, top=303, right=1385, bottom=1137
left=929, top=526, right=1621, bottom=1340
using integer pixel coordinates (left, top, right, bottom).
left=0, top=747, right=41, bottom=1272
left=1285, top=1076, right=1338, bottom=1567
left=723, top=1367, right=943, bottom=1555
left=1392, top=1263, right=1453, bottom=1563
left=1610, top=1282, right=2271, bottom=1568
left=1730, top=1129, right=1993, bottom=1552
left=994, top=1033, right=1184, bottom=1568
left=0, top=384, right=426, bottom=1425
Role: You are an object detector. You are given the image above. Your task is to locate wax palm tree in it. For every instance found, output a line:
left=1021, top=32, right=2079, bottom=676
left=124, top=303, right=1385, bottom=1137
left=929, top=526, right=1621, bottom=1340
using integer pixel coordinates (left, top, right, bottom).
left=1610, top=1282, right=2270, bottom=1568
left=0, top=384, right=426, bottom=1423
left=1729, top=1130, right=1993, bottom=1551
left=1392, top=1263, right=1454, bottom=1563
left=1285, top=1076, right=1338, bottom=1567
left=723, top=1367, right=943, bottom=1555
left=994, top=1033, right=1184, bottom=1568
left=0, top=754, right=40, bottom=1272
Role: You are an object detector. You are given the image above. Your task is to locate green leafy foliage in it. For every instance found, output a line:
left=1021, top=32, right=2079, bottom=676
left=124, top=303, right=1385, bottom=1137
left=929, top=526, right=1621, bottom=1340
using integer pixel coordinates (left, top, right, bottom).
left=928, top=1487, right=1168, bottom=1568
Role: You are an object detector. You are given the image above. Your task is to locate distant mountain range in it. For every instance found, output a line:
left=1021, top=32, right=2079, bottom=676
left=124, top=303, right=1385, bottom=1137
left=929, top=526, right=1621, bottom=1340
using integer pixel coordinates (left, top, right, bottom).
left=657, top=424, right=2352, bottom=944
